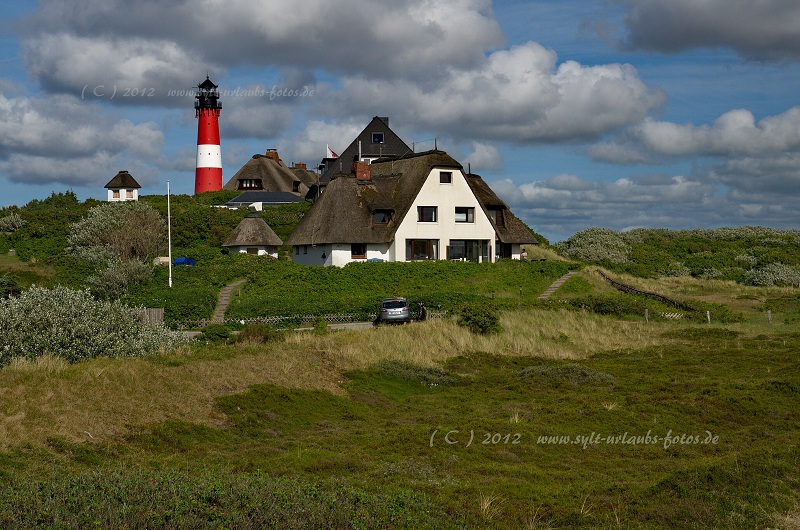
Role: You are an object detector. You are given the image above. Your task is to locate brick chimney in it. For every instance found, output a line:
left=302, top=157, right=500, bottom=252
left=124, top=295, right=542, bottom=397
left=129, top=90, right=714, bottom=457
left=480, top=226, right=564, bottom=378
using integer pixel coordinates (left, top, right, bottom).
left=265, top=149, right=280, bottom=161
left=352, top=161, right=371, bottom=181
left=292, top=162, right=307, bottom=170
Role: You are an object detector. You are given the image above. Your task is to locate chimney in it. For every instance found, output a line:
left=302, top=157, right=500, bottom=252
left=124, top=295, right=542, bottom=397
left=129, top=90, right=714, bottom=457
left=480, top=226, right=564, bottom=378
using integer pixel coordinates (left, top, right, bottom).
left=265, top=149, right=280, bottom=161
left=352, top=161, right=371, bottom=181
left=292, top=162, right=307, bottom=170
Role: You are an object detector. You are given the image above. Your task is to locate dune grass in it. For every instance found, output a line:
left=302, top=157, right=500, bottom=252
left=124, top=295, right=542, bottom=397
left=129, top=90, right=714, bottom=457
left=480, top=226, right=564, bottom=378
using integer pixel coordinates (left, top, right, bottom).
left=1, top=279, right=799, bottom=528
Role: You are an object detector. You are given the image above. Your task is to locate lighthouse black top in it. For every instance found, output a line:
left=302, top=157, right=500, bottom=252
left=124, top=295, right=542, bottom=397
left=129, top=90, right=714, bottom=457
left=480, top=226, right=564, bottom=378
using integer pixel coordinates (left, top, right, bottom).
left=195, top=76, right=221, bottom=110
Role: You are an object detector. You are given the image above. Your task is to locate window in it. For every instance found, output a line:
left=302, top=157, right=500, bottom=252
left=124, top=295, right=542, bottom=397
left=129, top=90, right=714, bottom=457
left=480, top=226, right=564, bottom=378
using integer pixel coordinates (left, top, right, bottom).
left=440, top=171, right=452, bottom=184
left=455, top=207, right=475, bottom=223
left=448, top=240, right=488, bottom=262
left=489, top=207, right=505, bottom=227
left=372, top=132, right=384, bottom=144
left=351, top=243, right=367, bottom=259
left=303, top=245, right=308, bottom=255
left=406, top=239, right=439, bottom=261
left=126, top=190, right=134, bottom=199
left=372, top=210, right=392, bottom=225
left=239, top=178, right=263, bottom=190
left=295, top=246, right=300, bottom=255
left=417, top=206, right=437, bottom=222
left=292, top=181, right=300, bottom=192
left=246, top=247, right=259, bottom=255
left=112, top=190, right=120, bottom=199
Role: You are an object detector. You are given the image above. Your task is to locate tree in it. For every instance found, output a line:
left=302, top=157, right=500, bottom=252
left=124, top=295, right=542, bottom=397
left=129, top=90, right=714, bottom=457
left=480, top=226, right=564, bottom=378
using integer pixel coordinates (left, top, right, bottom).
left=68, top=202, right=166, bottom=263
left=67, top=202, right=166, bottom=298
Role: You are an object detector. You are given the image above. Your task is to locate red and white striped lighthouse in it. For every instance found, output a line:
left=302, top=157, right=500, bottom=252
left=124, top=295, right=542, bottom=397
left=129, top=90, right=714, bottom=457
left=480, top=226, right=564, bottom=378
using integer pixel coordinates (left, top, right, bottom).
left=194, top=76, right=223, bottom=194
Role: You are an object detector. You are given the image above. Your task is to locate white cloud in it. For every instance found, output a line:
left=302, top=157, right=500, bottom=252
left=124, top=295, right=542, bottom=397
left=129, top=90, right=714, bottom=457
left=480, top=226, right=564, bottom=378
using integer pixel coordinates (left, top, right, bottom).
left=465, top=142, right=501, bottom=171
left=329, top=42, right=664, bottom=142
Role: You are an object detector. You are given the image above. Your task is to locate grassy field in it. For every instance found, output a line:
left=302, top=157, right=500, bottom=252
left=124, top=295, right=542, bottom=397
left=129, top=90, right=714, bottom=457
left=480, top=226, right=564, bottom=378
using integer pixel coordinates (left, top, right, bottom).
left=1, top=270, right=799, bottom=528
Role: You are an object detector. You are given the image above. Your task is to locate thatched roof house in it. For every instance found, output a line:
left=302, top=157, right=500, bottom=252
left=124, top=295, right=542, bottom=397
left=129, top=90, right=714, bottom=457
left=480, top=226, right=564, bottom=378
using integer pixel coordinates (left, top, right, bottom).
left=104, top=170, right=141, bottom=202
left=285, top=150, right=537, bottom=266
left=223, top=212, right=283, bottom=257
left=224, top=149, right=316, bottom=197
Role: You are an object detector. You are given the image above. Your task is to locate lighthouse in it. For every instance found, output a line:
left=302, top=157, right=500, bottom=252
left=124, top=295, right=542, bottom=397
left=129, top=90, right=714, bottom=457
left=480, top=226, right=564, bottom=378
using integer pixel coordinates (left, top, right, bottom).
left=194, top=76, right=223, bottom=194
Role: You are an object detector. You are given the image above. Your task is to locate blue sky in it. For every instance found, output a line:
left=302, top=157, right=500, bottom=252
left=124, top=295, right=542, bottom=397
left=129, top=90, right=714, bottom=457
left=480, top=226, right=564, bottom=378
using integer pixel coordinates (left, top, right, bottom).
left=2, top=0, right=800, bottom=242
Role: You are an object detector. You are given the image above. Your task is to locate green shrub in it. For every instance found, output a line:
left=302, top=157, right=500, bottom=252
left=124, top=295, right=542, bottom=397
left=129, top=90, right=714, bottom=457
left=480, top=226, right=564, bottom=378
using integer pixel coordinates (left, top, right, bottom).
left=375, top=360, right=460, bottom=387
left=235, top=323, right=285, bottom=344
left=457, top=302, right=502, bottom=335
left=201, top=323, right=231, bottom=343
left=518, top=363, right=616, bottom=386
left=0, top=286, right=187, bottom=366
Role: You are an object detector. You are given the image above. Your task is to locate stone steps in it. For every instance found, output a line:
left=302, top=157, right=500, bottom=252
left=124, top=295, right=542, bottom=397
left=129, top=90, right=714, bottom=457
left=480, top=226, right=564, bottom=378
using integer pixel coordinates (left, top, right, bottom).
left=538, top=271, right=577, bottom=300
left=211, top=279, right=247, bottom=323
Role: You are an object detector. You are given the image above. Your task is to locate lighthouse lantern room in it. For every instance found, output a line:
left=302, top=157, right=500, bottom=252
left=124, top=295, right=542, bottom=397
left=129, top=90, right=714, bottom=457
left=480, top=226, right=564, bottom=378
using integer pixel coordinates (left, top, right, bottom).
left=194, top=76, right=223, bottom=194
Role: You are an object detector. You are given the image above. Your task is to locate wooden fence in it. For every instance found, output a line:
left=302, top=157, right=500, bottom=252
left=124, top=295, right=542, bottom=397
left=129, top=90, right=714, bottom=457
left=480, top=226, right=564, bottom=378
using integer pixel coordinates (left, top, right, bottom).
left=139, top=307, right=165, bottom=325
left=176, top=310, right=449, bottom=330
left=597, top=270, right=697, bottom=312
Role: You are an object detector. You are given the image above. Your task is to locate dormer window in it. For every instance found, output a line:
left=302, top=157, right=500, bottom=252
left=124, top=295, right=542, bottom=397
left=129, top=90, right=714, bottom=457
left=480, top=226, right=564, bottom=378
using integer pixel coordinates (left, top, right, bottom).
left=372, top=210, right=392, bottom=225
left=489, top=207, right=505, bottom=227
left=292, top=181, right=300, bottom=192
left=239, top=178, right=263, bottom=190
left=372, top=132, right=384, bottom=144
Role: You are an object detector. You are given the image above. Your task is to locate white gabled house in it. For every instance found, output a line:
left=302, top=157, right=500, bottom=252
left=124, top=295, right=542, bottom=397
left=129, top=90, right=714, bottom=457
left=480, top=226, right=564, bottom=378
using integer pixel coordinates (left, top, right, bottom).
left=285, top=150, right=537, bottom=266
left=104, top=170, right=141, bottom=202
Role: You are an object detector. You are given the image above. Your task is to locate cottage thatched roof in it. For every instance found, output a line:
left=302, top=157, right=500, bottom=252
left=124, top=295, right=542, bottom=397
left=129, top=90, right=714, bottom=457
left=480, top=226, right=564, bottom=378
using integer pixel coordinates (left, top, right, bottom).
left=285, top=150, right=461, bottom=246
left=224, top=153, right=309, bottom=196
left=285, top=149, right=537, bottom=247
left=466, top=174, right=539, bottom=245
left=223, top=212, right=283, bottom=247
left=104, top=170, right=141, bottom=189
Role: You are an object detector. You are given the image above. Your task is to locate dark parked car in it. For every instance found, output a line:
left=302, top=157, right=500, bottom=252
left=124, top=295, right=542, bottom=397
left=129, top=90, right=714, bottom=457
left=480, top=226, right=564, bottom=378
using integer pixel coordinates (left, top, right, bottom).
left=377, top=297, right=411, bottom=324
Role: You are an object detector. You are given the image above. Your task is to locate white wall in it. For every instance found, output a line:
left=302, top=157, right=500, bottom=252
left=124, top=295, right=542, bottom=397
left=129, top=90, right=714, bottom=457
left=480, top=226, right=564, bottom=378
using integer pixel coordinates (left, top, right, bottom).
left=107, top=188, right=139, bottom=202
left=393, top=168, right=495, bottom=261
left=229, top=246, right=278, bottom=258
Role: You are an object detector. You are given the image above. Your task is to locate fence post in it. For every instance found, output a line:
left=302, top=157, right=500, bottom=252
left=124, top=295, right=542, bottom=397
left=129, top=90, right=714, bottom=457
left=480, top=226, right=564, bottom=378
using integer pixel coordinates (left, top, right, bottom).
left=706, top=310, right=711, bottom=324
left=767, top=309, right=772, bottom=323
left=645, top=308, right=649, bottom=323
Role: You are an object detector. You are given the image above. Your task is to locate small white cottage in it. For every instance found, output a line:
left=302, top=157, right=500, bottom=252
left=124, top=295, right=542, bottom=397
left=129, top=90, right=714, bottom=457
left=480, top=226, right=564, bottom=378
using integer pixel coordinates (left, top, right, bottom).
left=104, top=170, right=141, bottom=202
left=222, top=211, right=283, bottom=257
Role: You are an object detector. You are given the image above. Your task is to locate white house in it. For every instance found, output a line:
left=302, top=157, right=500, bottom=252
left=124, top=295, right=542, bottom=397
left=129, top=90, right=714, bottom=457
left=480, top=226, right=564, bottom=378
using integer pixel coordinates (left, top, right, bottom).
left=284, top=150, right=537, bottom=266
left=104, top=170, right=141, bottom=202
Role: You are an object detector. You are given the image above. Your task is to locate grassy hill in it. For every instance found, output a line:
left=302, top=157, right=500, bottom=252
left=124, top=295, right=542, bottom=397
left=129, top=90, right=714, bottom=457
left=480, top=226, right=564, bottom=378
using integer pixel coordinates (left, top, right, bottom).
left=2, top=194, right=799, bottom=528
left=1, top=274, right=799, bottom=528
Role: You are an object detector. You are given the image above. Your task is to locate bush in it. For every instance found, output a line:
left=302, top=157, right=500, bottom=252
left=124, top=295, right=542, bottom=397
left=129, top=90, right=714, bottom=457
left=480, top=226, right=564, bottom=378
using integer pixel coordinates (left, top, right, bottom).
left=554, top=227, right=631, bottom=264
left=457, top=302, right=502, bottom=335
left=200, top=323, right=231, bottom=343
left=0, top=213, right=27, bottom=232
left=0, top=274, right=21, bottom=299
left=235, top=323, right=284, bottom=344
left=743, top=263, right=800, bottom=287
left=0, top=286, right=187, bottom=366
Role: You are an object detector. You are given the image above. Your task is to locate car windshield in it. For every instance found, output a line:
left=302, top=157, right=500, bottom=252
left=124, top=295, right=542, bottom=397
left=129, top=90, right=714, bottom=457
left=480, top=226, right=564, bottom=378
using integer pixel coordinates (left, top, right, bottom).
left=383, top=300, right=407, bottom=309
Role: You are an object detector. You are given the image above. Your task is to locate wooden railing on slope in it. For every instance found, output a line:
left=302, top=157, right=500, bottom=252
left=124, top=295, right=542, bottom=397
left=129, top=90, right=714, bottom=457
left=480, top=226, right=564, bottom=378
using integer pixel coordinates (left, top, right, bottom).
left=597, top=270, right=697, bottom=312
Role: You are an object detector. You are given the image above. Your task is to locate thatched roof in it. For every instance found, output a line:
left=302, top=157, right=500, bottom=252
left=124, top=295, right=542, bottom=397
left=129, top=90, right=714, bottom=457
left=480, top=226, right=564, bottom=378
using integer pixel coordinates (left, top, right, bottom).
left=466, top=174, right=539, bottom=244
left=285, top=150, right=460, bottom=245
left=285, top=149, right=538, bottom=247
left=104, top=170, right=141, bottom=189
left=224, top=153, right=309, bottom=196
left=223, top=212, right=283, bottom=247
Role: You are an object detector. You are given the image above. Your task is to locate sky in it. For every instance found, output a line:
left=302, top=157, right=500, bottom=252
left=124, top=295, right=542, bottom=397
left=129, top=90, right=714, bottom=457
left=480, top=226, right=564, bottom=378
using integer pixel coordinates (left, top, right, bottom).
left=2, top=0, right=800, bottom=242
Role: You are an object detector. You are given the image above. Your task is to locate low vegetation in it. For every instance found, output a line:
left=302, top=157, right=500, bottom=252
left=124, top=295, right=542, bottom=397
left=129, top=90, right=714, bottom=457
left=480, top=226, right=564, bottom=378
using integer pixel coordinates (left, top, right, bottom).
left=555, top=226, right=800, bottom=285
left=1, top=192, right=799, bottom=527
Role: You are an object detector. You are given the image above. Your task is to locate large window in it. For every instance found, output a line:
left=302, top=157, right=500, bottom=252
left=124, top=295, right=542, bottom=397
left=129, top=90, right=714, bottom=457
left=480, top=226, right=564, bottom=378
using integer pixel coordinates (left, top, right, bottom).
left=417, top=206, right=437, bottom=222
left=406, top=239, right=439, bottom=261
left=455, top=207, right=475, bottom=223
left=448, top=240, right=490, bottom=262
